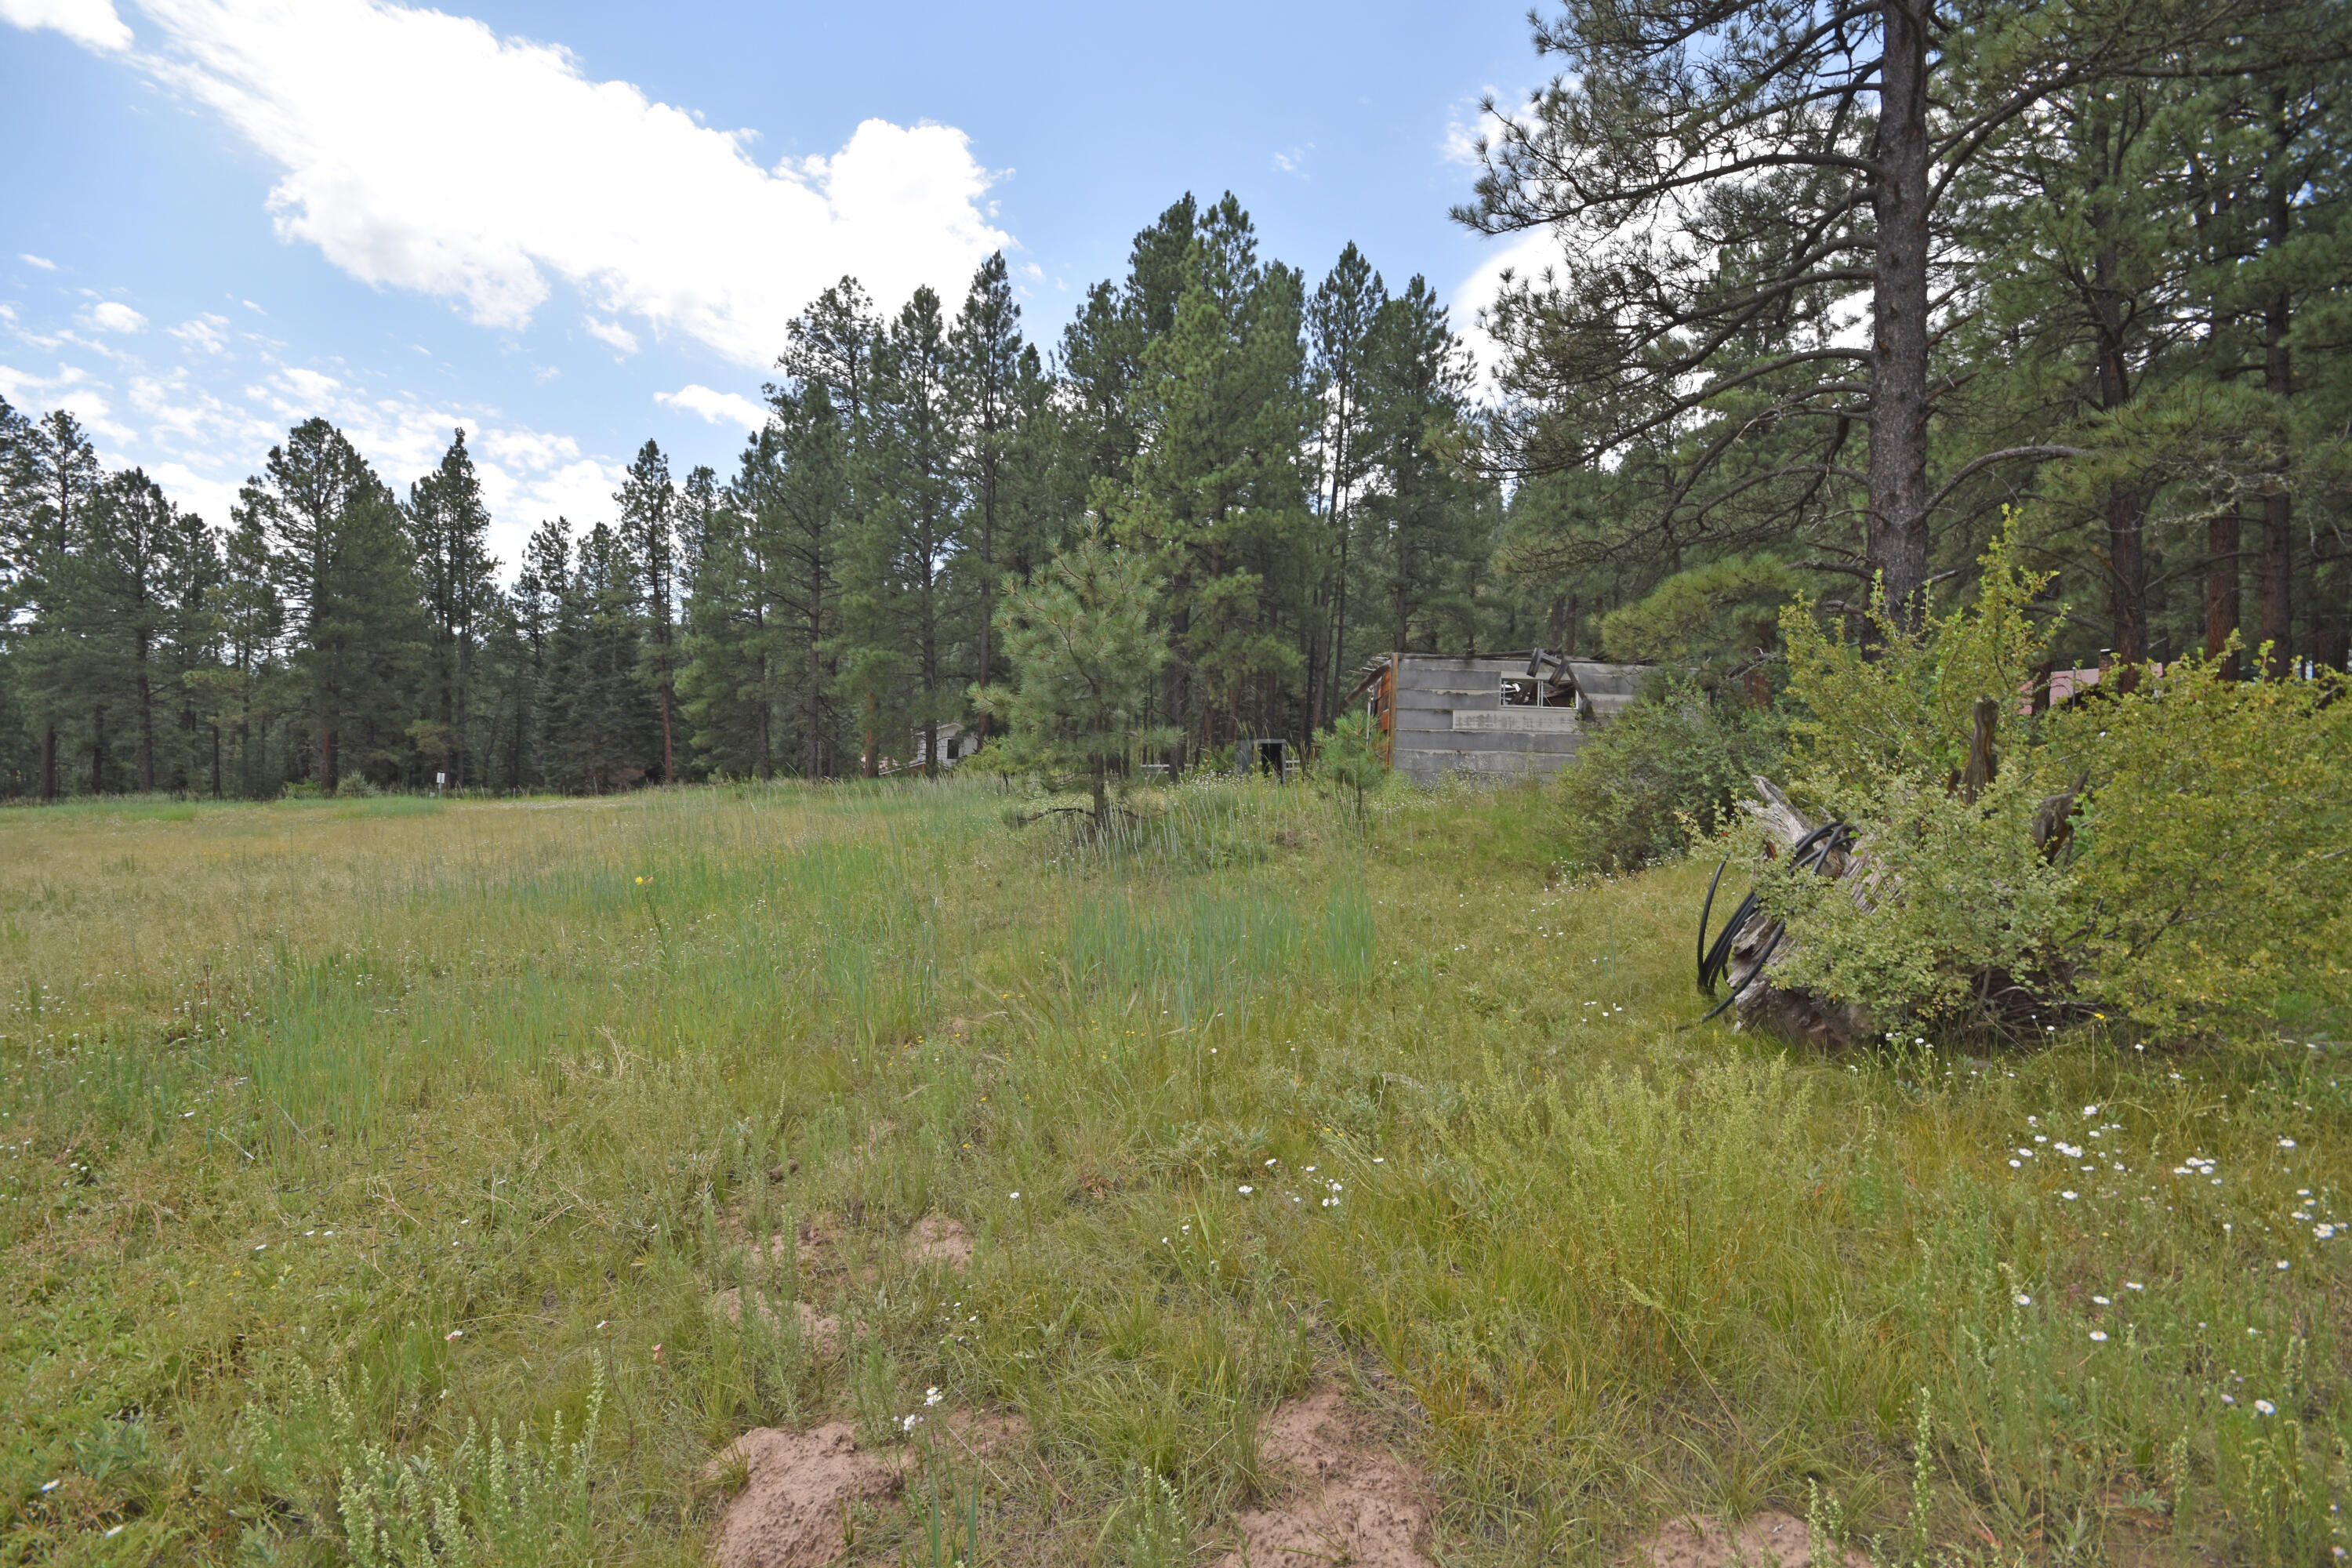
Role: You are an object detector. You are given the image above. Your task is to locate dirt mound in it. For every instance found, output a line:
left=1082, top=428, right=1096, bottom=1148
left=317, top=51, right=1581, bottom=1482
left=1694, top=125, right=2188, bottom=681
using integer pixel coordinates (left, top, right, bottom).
left=1629, top=1512, right=1869, bottom=1567
left=907, top=1214, right=974, bottom=1269
left=706, top=1423, right=904, bottom=1568
left=707, top=1289, right=843, bottom=1358
left=1215, top=1388, right=1435, bottom=1568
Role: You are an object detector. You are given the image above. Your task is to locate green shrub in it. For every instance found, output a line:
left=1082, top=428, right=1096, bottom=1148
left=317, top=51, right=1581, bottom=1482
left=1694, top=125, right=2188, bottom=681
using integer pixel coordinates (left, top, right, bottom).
left=1739, top=765, right=2074, bottom=1025
left=1554, top=677, right=1784, bottom=873
left=2055, top=656, right=2352, bottom=1029
left=1755, top=515, right=2351, bottom=1035
left=1750, top=526, right=2076, bottom=1024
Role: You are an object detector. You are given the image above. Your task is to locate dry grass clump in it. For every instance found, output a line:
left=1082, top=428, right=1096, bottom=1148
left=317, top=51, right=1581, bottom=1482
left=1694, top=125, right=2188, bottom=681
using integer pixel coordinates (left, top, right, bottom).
left=1, top=775, right=2343, bottom=1566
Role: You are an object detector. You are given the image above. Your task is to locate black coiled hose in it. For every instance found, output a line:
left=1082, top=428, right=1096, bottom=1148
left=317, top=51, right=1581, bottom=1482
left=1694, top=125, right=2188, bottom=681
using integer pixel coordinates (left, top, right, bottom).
left=1691, top=820, right=1852, bottom=1025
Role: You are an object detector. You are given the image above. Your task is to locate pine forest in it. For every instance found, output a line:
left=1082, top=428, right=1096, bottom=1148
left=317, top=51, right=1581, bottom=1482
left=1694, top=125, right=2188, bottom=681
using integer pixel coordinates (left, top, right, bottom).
left=5, top=0, right=2343, bottom=800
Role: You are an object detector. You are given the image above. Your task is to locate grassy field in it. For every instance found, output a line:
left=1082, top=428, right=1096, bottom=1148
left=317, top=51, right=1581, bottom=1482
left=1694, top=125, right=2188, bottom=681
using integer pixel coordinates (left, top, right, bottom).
left=0, top=778, right=2343, bottom=1566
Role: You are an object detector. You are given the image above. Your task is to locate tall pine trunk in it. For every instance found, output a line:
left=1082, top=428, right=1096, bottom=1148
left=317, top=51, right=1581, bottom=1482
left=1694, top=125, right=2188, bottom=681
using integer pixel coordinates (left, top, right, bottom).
left=1866, top=0, right=1934, bottom=629
left=2259, top=94, right=2295, bottom=681
left=2315, top=535, right=2350, bottom=673
left=2206, top=513, right=2243, bottom=679
left=136, top=655, right=156, bottom=793
left=659, top=678, right=674, bottom=786
left=975, top=465, right=996, bottom=741
left=1321, top=383, right=1352, bottom=730
left=2093, top=241, right=2148, bottom=691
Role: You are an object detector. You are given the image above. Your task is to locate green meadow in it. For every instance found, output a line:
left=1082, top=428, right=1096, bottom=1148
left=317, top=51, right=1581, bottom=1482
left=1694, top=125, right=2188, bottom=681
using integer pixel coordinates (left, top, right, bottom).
left=0, top=780, right=2342, bottom=1566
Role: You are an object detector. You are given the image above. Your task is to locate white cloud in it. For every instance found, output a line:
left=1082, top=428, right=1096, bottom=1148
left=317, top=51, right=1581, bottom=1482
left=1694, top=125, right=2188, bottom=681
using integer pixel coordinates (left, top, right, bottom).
left=117, top=0, right=1010, bottom=365
left=1272, top=144, right=1312, bottom=177
left=81, top=299, right=147, bottom=332
left=0, top=0, right=129, bottom=51
left=656, top=383, right=768, bottom=434
left=10, top=321, right=625, bottom=568
left=223, top=366, right=627, bottom=563
left=146, top=460, right=243, bottom=525
left=20, top=252, right=60, bottom=270
left=0, top=360, right=135, bottom=440
left=1441, top=118, right=1483, bottom=169
left=274, top=364, right=341, bottom=408
left=128, top=367, right=276, bottom=450
left=1451, top=229, right=1554, bottom=390
left=170, top=312, right=232, bottom=354
left=582, top=317, right=639, bottom=355
left=1824, top=291, right=1872, bottom=353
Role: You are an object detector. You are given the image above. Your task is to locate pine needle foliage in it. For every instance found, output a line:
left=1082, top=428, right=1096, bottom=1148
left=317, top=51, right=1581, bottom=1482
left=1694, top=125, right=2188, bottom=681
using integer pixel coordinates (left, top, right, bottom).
left=973, top=527, right=1177, bottom=826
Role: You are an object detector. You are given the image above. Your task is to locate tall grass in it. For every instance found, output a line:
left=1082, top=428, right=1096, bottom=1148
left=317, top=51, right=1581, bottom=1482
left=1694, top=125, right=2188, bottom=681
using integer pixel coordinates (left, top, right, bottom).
left=1, top=775, right=2343, bottom=1566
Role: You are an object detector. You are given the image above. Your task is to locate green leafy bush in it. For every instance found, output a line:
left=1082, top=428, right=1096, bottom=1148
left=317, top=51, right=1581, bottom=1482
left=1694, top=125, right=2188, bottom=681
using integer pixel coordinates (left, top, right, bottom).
left=1750, top=517, right=2352, bottom=1035
left=2055, top=658, right=2352, bottom=1029
left=1740, top=766, right=2075, bottom=1023
left=1745, top=526, right=2075, bottom=1025
left=1554, top=677, right=1784, bottom=873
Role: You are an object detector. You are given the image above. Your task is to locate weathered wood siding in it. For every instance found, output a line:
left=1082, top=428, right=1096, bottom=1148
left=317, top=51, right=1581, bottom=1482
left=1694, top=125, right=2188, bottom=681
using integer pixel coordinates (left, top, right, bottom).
left=1385, top=655, right=1586, bottom=784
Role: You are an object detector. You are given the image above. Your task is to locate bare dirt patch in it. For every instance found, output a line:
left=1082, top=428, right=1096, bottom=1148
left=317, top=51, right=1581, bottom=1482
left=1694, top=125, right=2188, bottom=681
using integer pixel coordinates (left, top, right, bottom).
left=707, top=1410, right=1027, bottom=1568
left=706, top=1423, right=904, bottom=1568
left=1628, top=1511, right=1869, bottom=1567
left=707, top=1288, right=843, bottom=1357
left=1215, top=1388, right=1435, bottom=1568
left=907, top=1214, right=974, bottom=1269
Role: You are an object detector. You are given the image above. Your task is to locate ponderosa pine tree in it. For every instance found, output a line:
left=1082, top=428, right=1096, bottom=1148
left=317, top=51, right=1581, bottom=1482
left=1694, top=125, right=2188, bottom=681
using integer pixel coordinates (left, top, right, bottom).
left=0, top=395, right=34, bottom=607
left=949, top=252, right=1028, bottom=729
left=760, top=281, right=887, bottom=772
left=1307, top=243, right=1386, bottom=727
left=776, top=277, right=885, bottom=432
left=616, top=441, right=680, bottom=784
left=678, top=463, right=779, bottom=779
left=2194, top=5, right=2352, bottom=677
left=1359, top=277, right=1489, bottom=655
left=1949, top=0, right=2351, bottom=682
left=13, top=466, right=138, bottom=794
left=156, top=488, right=225, bottom=794
left=1461, top=0, right=2274, bottom=630
left=545, top=520, right=655, bottom=792
left=762, top=387, right=851, bottom=778
left=181, top=510, right=285, bottom=798
left=16, top=409, right=100, bottom=799
left=974, top=524, right=1176, bottom=826
left=847, top=285, right=961, bottom=776
left=237, top=419, right=418, bottom=792
left=1120, top=195, right=1317, bottom=750
left=409, top=428, right=497, bottom=785
left=507, top=520, right=572, bottom=789
left=89, top=470, right=179, bottom=791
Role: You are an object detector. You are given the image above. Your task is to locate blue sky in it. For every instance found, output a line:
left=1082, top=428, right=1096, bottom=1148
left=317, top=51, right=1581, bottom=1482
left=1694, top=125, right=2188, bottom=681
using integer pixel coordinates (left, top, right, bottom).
left=2, top=0, right=1552, bottom=568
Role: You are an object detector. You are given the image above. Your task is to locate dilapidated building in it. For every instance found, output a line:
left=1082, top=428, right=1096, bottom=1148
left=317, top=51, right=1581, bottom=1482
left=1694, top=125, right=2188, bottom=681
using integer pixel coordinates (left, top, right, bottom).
left=1347, top=652, right=1648, bottom=785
